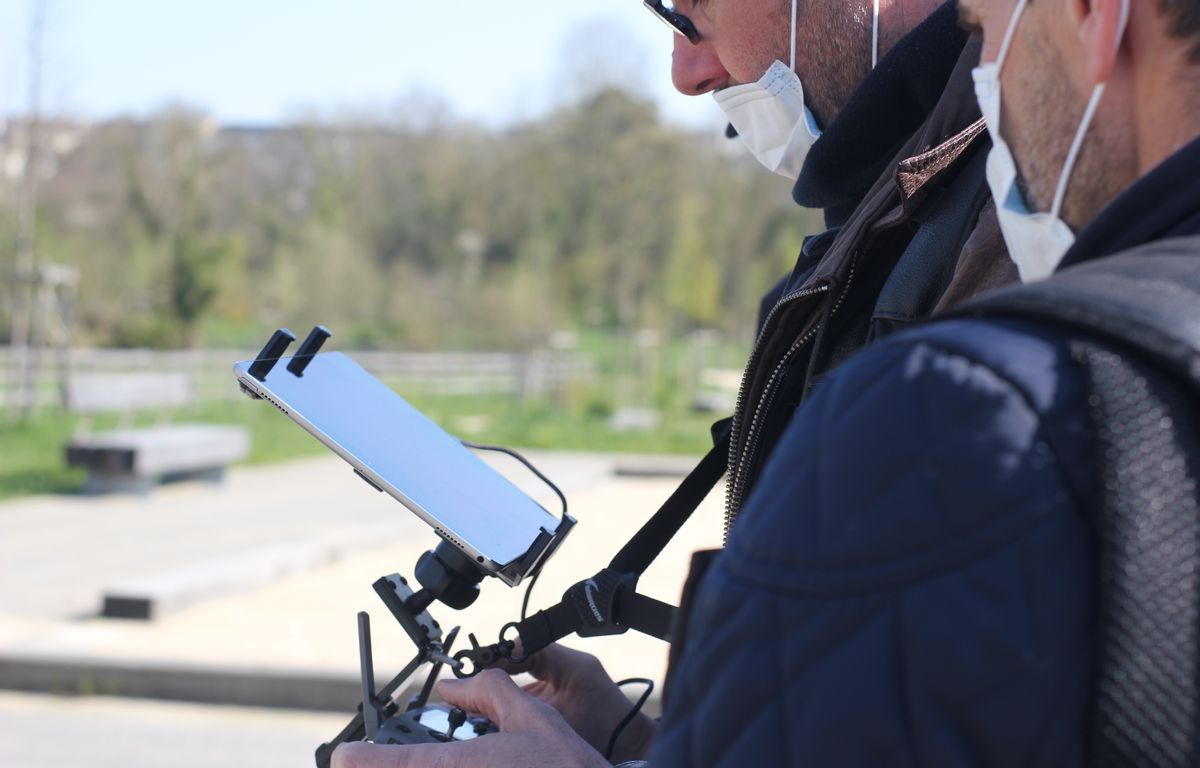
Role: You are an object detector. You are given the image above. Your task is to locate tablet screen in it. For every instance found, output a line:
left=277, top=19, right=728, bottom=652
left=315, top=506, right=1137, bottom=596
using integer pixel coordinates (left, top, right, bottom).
left=233, top=352, right=560, bottom=571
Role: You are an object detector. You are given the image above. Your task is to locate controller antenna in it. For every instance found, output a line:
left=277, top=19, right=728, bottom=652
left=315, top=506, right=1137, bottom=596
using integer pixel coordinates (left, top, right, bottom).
left=357, top=612, right=386, bottom=741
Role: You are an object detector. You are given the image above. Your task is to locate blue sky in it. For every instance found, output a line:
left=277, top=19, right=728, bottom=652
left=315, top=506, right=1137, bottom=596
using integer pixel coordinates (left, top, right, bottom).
left=0, top=1, right=723, bottom=128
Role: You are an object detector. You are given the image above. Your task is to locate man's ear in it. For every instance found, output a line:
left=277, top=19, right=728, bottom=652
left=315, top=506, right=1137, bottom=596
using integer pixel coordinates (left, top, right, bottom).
left=1075, top=0, right=1126, bottom=84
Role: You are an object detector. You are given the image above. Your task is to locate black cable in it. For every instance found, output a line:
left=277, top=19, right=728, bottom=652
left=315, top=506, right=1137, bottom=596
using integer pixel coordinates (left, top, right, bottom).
left=520, top=566, right=542, bottom=622
left=461, top=441, right=568, bottom=520
left=605, top=678, right=655, bottom=761
left=460, top=441, right=567, bottom=621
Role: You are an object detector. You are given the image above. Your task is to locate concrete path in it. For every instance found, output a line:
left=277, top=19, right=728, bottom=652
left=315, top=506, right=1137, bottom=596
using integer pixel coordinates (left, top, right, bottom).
left=0, top=691, right=346, bottom=768
left=0, top=451, right=725, bottom=716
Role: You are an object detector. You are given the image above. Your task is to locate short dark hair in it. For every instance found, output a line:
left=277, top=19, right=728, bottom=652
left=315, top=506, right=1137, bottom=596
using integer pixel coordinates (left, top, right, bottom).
left=1160, top=0, right=1200, bottom=61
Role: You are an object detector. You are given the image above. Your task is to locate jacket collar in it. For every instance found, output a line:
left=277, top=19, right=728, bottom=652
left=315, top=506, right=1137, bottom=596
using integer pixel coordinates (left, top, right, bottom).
left=892, top=35, right=987, bottom=214
left=793, top=1, right=968, bottom=227
left=779, top=34, right=991, bottom=298
left=1061, top=136, right=1200, bottom=269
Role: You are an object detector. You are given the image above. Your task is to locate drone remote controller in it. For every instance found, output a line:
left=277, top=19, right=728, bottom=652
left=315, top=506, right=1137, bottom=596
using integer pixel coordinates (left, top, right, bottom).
left=356, top=610, right=497, bottom=746
left=370, top=702, right=497, bottom=745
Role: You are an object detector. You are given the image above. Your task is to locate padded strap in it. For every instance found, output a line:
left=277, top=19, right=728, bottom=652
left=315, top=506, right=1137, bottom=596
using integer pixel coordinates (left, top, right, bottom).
left=955, top=236, right=1200, bottom=391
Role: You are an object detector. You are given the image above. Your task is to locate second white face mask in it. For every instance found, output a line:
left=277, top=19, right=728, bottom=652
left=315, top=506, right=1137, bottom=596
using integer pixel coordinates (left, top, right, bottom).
left=974, top=60, right=1080, bottom=283
left=972, top=0, right=1129, bottom=282
left=713, top=60, right=822, bottom=180
left=712, top=0, right=880, bottom=181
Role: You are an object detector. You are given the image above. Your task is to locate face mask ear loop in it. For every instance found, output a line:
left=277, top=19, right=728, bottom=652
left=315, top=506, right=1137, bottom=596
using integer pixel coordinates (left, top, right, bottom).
left=996, top=0, right=1029, bottom=71
left=789, top=0, right=798, bottom=71
left=1116, top=0, right=1131, bottom=48
left=1049, top=0, right=1130, bottom=218
left=871, top=0, right=880, bottom=68
left=1050, top=84, right=1104, bottom=218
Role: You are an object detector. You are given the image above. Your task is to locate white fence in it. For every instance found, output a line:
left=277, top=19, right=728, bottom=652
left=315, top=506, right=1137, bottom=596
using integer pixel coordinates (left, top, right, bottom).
left=0, top=346, right=595, bottom=412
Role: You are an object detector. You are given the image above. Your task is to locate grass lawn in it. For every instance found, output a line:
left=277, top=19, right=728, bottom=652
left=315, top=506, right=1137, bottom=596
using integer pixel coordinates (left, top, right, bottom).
left=0, top=391, right=720, bottom=501
left=0, top=411, right=87, bottom=497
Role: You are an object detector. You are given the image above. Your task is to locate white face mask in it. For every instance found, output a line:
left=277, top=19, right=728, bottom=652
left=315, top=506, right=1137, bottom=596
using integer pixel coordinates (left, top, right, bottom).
left=714, top=0, right=880, bottom=180
left=972, top=0, right=1129, bottom=282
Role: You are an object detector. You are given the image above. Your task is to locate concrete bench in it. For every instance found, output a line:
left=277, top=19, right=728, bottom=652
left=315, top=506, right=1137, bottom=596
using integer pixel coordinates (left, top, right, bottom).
left=64, top=373, right=249, bottom=494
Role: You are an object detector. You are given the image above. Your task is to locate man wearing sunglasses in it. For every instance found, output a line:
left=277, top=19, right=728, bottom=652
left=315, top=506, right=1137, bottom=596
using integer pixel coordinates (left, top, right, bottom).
left=653, top=0, right=1017, bottom=573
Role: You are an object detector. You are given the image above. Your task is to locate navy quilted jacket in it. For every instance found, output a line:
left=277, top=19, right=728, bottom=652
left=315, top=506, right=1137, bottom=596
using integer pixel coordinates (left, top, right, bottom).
left=649, top=137, right=1200, bottom=767
left=652, top=318, right=1095, bottom=766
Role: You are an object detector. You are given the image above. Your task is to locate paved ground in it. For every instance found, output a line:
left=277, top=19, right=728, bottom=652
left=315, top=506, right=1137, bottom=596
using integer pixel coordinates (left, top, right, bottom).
left=0, top=691, right=347, bottom=768
left=0, top=451, right=617, bottom=621
left=0, top=450, right=725, bottom=764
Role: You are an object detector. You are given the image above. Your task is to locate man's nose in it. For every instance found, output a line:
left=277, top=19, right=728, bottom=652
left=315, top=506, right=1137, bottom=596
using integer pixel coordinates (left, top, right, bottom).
left=671, top=35, right=728, bottom=95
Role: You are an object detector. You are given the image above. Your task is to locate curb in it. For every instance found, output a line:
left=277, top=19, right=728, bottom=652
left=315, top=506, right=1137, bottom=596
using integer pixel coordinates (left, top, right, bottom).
left=99, top=523, right=405, bottom=621
left=0, top=652, right=373, bottom=713
left=0, top=652, right=666, bottom=718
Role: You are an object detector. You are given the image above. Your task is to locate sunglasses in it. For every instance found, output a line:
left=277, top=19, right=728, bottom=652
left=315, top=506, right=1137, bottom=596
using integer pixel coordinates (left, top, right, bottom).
left=643, top=0, right=700, bottom=44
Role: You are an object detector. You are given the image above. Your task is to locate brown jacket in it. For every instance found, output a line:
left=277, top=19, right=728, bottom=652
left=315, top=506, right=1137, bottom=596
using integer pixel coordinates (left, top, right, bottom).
left=725, top=37, right=1017, bottom=534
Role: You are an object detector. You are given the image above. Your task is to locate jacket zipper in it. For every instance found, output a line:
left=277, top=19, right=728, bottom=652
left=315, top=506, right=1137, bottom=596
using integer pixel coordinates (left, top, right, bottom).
left=724, top=283, right=829, bottom=542
left=725, top=254, right=860, bottom=542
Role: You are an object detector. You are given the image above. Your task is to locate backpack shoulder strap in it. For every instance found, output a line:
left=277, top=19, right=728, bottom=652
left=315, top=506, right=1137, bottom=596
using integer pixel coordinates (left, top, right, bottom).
left=953, top=235, right=1200, bottom=389
left=953, top=235, right=1200, bottom=768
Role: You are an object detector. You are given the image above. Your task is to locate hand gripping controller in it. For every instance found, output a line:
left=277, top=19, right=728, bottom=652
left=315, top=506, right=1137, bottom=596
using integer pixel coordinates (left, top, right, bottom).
left=315, top=576, right=499, bottom=767
left=371, top=702, right=497, bottom=745
left=356, top=611, right=497, bottom=746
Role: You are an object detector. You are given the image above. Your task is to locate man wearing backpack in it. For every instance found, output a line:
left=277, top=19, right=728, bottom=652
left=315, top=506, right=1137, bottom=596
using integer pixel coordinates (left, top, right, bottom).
left=644, top=0, right=1200, bottom=764
left=332, top=0, right=1200, bottom=764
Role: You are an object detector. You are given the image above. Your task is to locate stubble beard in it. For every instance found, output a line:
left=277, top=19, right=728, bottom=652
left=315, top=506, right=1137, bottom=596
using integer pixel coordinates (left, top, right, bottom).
left=1007, top=41, right=1080, bottom=216
left=1061, top=92, right=1138, bottom=230
left=798, top=0, right=874, bottom=129
left=1008, top=32, right=1134, bottom=230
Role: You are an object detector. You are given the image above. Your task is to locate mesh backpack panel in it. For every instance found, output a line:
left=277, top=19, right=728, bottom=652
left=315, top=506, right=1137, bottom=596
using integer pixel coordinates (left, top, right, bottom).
left=959, top=237, right=1200, bottom=767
